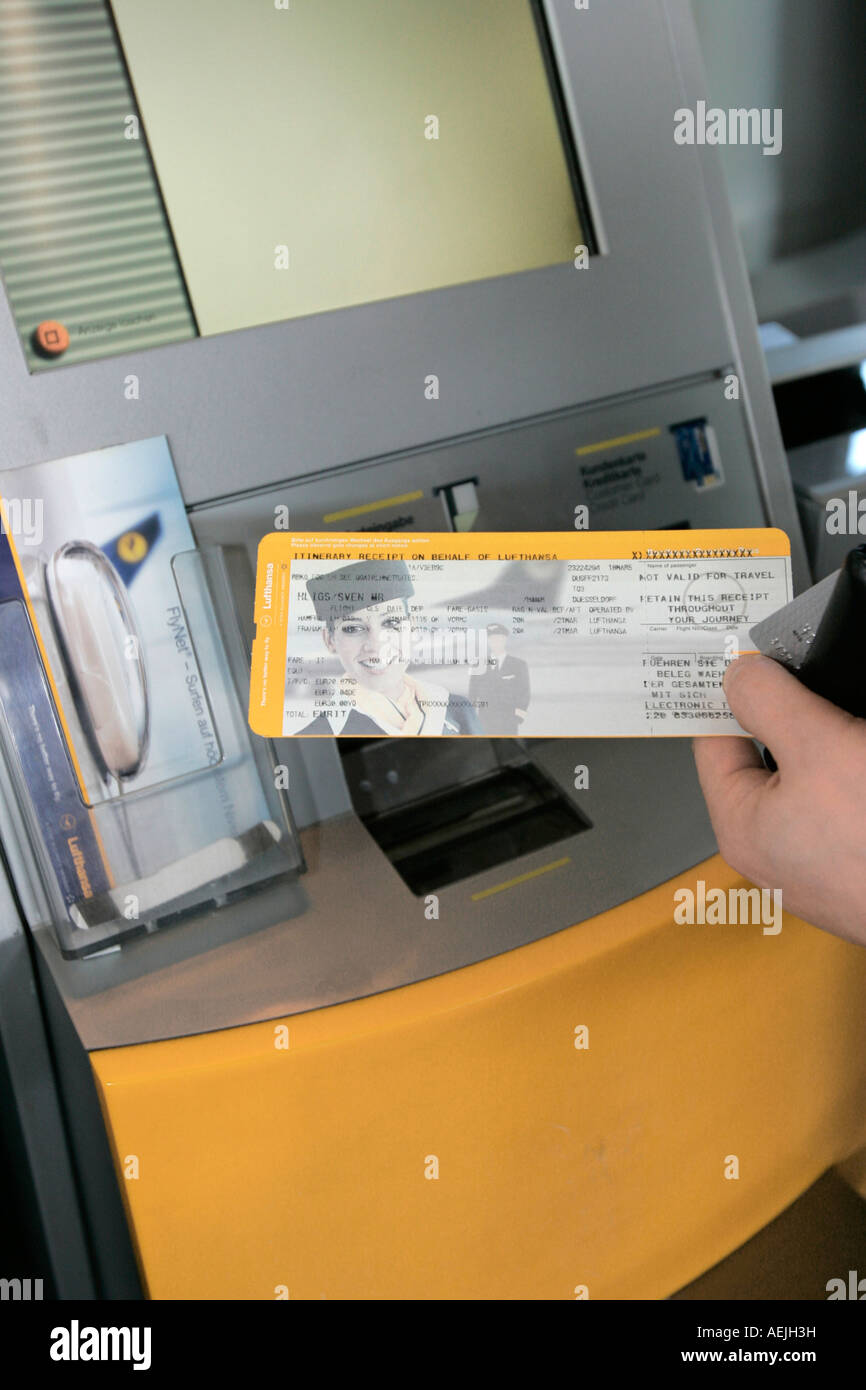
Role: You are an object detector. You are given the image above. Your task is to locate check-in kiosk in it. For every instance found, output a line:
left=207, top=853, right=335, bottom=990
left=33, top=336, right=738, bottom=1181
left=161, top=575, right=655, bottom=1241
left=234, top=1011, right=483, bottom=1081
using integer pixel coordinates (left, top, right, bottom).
left=1, top=0, right=865, bottom=1300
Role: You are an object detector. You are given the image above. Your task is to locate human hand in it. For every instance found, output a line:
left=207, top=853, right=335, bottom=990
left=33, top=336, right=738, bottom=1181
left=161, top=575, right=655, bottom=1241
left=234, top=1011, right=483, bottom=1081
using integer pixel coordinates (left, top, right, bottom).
left=693, top=654, right=866, bottom=946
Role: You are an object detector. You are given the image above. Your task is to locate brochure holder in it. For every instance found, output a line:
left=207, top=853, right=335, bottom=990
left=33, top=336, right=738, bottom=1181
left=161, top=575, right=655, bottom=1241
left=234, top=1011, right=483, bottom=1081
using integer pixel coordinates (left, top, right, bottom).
left=0, top=546, right=304, bottom=958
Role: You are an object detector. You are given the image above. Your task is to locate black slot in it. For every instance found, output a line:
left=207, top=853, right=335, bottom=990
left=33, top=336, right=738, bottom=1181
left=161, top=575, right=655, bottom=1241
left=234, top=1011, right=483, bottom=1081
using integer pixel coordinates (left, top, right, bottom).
left=773, top=365, right=866, bottom=449
left=349, top=759, right=591, bottom=896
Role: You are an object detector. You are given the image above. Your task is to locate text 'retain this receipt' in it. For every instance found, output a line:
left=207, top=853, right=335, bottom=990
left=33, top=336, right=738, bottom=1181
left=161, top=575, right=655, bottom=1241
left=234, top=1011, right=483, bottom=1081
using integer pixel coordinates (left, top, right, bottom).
left=249, top=530, right=792, bottom=739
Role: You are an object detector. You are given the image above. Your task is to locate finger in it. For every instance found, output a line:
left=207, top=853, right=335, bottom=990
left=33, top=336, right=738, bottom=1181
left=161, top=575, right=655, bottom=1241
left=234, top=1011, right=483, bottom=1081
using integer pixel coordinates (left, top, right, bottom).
left=692, top=735, right=769, bottom=868
left=723, top=653, right=852, bottom=763
left=693, top=733, right=764, bottom=782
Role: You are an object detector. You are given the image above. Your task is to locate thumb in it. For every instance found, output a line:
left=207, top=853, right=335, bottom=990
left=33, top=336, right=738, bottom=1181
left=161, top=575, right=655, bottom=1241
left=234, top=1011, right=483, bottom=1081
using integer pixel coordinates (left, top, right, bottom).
left=723, top=653, right=853, bottom=764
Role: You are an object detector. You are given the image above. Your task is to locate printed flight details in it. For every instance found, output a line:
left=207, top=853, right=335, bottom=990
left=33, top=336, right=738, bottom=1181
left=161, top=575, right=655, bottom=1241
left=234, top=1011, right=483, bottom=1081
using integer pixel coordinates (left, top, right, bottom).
left=249, top=530, right=792, bottom=739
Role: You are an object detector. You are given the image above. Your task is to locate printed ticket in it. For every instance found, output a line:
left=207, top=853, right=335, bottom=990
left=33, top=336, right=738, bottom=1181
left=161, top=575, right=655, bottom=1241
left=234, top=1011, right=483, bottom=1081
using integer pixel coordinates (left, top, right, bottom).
left=249, top=530, right=792, bottom=738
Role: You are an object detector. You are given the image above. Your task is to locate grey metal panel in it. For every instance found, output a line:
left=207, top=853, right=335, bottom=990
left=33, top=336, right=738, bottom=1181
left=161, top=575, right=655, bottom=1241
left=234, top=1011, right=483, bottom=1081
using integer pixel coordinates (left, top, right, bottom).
left=0, top=0, right=195, bottom=370
left=190, top=376, right=771, bottom=564
left=0, top=873, right=143, bottom=1294
left=662, top=0, right=810, bottom=590
left=190, top=370, right=773, bottom=831
left=1, top=0, right=747, bottom=505
left=38, top=735, right=718, bottom=1050
left=766, top=324, right=866, bottom=386
left=31, top=945, right=145, bottom=1297
left=788, top=431, right=866, bottom=579
left=0, top=873, right=95, bottom=1294
left=0, top=0, right=808, bottom=1052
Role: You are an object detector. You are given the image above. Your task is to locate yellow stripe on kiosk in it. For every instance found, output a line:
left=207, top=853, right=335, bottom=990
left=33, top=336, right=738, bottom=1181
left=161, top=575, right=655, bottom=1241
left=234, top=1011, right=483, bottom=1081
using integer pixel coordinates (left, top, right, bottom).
left=91, top=853, right=866, bottom=1301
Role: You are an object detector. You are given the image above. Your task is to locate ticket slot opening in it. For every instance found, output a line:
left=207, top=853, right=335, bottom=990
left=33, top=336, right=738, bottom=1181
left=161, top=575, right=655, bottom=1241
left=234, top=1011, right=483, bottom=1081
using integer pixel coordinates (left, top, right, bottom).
left=338, top=738, right=591, bottom=895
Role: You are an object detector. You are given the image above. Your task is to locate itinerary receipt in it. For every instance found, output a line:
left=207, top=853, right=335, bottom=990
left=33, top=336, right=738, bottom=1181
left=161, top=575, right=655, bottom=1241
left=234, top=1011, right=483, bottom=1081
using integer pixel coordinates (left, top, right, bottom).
left=249, top=530, right=792, bottom=739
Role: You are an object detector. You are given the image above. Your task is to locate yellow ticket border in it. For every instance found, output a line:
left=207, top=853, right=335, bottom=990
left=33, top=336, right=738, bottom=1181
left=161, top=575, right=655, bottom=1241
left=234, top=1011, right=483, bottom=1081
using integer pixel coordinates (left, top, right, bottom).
left=249, top=528, right=791, bottom=737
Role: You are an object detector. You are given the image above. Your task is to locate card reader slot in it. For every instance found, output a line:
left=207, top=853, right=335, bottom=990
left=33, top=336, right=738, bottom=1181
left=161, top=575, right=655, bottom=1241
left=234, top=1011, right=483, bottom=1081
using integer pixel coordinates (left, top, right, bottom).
left=345, top=758, right=591, bottom=895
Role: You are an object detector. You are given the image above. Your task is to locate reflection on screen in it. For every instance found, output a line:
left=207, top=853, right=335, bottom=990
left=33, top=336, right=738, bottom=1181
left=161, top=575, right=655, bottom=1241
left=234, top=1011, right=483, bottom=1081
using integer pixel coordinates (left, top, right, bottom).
left=111, top=0, right=585, bottom=335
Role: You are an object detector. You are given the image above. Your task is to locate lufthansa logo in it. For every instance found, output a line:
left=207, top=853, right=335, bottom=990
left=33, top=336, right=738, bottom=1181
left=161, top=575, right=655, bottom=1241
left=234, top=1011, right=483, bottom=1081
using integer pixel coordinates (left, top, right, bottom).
left=116, top=531, right=148, bottom=563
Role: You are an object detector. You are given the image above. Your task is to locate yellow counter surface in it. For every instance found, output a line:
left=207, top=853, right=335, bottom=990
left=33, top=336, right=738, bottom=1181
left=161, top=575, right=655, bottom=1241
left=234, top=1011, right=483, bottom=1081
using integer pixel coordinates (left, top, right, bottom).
left=91, top=854, right=866, bottom=1299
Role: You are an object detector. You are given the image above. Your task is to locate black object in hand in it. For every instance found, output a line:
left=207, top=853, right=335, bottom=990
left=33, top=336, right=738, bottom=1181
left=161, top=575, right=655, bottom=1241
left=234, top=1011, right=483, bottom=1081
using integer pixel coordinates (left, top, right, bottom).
left=762, top=544, right=866, bottom=770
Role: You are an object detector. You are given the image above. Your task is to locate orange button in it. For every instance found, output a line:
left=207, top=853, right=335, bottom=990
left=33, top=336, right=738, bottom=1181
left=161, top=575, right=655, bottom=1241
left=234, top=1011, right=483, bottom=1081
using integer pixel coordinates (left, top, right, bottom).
left=34, top=320, right=70, bottom=356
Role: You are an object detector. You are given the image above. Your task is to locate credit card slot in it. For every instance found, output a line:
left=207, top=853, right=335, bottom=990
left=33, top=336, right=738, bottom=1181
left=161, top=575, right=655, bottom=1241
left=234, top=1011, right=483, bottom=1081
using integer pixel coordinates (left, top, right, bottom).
left=341, top=750, right=591, bottom=895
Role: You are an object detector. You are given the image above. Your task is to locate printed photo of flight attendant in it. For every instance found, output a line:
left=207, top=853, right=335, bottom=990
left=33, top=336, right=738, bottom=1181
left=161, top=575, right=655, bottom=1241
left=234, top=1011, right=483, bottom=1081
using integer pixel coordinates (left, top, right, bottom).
left=296, top=559, right=481, bottom=736
left=468, top=623, right=530, bottom=736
